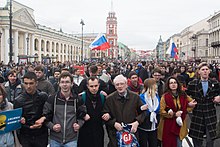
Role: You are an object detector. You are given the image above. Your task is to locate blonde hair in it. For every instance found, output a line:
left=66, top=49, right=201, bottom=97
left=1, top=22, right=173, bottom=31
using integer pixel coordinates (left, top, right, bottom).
left=142, top=78, right=156, bottom=98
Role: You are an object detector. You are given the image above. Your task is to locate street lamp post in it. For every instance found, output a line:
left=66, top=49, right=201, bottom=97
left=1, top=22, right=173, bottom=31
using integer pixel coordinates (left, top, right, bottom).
left=9, top=0, right=13, bottom=63
left=80, top=19, right=85, bottom=62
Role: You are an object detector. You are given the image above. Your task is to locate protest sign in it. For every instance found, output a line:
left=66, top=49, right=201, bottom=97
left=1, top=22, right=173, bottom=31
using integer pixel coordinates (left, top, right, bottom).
left=0, top=108, right=22, bottom=135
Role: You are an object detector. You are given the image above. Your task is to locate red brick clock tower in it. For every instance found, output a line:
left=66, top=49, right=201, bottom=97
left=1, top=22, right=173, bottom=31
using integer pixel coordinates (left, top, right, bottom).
left=106, top=1, right=118, bottom=59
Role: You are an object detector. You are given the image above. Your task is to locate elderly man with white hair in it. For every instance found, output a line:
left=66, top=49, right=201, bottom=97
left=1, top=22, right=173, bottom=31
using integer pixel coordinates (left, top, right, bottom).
left=102, top=74, right=146, bottom=147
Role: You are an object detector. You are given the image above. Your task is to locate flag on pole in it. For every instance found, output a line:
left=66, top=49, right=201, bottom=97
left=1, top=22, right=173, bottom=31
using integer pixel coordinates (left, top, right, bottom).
left=166, top=38, right=179, bottom=59
left=89, top=34, right=110, bottom=50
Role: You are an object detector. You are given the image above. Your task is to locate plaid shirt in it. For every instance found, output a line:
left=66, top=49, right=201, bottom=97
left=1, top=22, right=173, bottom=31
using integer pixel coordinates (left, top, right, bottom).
left=186, top=78, right=220, bottom=140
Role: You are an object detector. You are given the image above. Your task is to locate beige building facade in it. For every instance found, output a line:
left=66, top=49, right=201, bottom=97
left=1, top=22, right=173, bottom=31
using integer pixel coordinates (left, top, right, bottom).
left=208, top=11, right=220, bottom=63
left=0, top=1, right=89, bottom=64
left=180, top=17, right=210, bottom=61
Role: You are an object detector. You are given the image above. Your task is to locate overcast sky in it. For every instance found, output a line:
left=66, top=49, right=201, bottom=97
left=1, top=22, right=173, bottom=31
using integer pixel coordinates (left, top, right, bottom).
left=8, top=0, right=220, bottom=50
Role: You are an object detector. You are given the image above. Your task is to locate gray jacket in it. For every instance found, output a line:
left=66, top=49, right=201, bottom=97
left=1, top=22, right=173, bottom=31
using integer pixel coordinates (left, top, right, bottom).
left=4, top=81, right=23, bottom=103
left=37, top=77, right=55, bottom=96
left=43, top=92, right=86, bottom=144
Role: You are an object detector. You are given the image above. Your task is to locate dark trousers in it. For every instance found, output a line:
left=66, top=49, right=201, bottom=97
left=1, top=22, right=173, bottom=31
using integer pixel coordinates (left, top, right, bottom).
left=139, top=129, right=158, bottom=147
left=18, top=133, right=48, bottom=147
left=192, top=127, right=214, bottom=147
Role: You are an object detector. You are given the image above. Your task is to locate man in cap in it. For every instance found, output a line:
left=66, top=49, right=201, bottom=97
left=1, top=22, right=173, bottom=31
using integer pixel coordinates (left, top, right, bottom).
left=186, top=62, right=220, bottom=147
left=127, top=71, right=144, bottom=94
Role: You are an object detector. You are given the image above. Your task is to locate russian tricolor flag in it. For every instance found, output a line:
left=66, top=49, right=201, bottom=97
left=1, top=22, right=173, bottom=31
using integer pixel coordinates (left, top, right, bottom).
left=166, top=38, right=179, bottom=60
left=89, top=34, right=110, bottom=50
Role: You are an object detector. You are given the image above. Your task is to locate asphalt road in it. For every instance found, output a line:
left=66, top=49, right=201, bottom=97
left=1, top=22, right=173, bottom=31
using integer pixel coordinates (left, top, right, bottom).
left=103, top=105, right=220, bottom=147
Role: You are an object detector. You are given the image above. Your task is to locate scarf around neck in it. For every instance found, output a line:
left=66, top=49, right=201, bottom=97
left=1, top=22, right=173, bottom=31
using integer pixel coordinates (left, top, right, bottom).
left=144, top=92, right=159, bottom=130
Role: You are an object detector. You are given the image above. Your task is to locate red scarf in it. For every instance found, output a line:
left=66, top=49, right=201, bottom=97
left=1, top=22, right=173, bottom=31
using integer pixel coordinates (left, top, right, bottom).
left=127, top=81, right=142, bottom=94
left=162, top=92, right=188, bottom=147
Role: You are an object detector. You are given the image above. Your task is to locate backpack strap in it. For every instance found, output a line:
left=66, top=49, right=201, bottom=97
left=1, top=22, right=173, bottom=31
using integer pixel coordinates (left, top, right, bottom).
left=99, top=93, right=105, bottom=105
left=82, top=91, right=105, bottom=105
left=53, top=94, right=57, bottom=116
left=81, top=92, right=86, bottom=103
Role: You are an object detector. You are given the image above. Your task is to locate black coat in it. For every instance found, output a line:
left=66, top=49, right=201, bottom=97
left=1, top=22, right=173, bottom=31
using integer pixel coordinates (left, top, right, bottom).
left=138, top=67, right=149, bottom=82
left=77, top=91, right=105, bottom=147
left=186, top=79, right=220, bottom=140
left=103, top=90, right=146, bottom=147
left=14, top=90, right=48, bottom=136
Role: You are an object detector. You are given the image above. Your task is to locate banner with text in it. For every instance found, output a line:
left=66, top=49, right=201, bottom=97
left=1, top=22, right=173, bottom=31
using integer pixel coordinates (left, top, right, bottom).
left=0, top=108, right=22, bottom=135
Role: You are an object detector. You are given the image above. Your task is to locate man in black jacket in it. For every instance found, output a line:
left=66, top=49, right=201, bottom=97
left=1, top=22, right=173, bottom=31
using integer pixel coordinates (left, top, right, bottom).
left=78, top=76, right=109, bottom=147
left=14, top=71, right=48, bottom=147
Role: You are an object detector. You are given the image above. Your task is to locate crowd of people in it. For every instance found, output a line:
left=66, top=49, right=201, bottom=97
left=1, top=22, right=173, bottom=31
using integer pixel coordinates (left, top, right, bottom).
left=0, top=60, right=219, bottom=147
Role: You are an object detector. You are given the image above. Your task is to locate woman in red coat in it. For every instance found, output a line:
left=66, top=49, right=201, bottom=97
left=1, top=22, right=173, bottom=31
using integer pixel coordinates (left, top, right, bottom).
left=158, top=77, right=197, bottom=147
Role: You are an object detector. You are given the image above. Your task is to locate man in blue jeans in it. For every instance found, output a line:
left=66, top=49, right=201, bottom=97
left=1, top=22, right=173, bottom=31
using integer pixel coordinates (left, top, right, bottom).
left=38, top=71, right=86, bottom=147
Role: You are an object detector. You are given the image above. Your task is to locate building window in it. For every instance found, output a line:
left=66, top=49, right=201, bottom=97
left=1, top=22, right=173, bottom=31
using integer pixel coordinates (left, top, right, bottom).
left=34, top=39, right=38, bottom=51
left=110, top=40, right=114, bottom=46
left=109, top=29, right=113, bottom=34
left=206, top=39, right=208, bottom=47
left=46, top=41, right=50, bottom=52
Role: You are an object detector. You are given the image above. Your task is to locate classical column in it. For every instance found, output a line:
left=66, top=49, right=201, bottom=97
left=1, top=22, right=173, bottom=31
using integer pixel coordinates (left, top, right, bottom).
left=30, top=34, right=35, bottom=56
left=66, top=45, right=69, bottom=61
left=44, top=39, right=47, bottom=56
left=54, top=42, right=56, bottom=58
left=49, top=41, right=52, bottom=57
left=38, top=39, right=42, bottom=61
left=14, top=30, right=19, bottom=63
left=0, top=29, right=4, bottom=62
left=4, top=28, right=9, bottom=63
left=58, top=43, right=61, bottom=61
left=24, top=33, right=28, bottom=55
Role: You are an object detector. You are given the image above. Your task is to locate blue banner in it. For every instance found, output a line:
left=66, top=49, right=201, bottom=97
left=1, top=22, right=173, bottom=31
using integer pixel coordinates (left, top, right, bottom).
left=0, top=108, right=22, bottom=135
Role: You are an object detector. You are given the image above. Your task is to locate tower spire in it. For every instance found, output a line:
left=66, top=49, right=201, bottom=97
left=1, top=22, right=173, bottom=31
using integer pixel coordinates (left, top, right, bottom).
left=111, top=0, right=114, bottom=12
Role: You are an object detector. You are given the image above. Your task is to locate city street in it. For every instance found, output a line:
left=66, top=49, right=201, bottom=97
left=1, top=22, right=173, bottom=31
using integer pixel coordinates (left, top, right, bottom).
left=103, top=105, right=220, bottom=147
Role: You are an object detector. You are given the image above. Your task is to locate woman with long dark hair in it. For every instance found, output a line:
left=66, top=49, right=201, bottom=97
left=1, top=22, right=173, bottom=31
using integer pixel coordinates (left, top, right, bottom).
left=158, top=77, right=197, bottom=147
